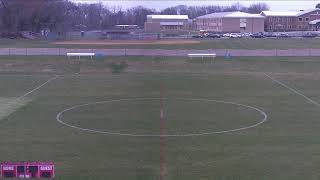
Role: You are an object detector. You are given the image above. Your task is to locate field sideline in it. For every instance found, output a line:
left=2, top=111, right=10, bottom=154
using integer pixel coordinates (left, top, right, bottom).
left=1, top=38, right=320, bottom=49
left=1, top=56, right=320, bottom=179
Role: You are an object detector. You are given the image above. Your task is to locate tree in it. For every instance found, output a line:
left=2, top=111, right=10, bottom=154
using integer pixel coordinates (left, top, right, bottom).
left=131, top=6, right=155, bottom=26
left=0, top=0, right=51, bottom=32
left=160, top=7, right=178, bottom=15
left=316, top=3, right=320, bottom=8
left=247, top=3, right=270, bottom=14
left=0, top=1, right=272, bottom=35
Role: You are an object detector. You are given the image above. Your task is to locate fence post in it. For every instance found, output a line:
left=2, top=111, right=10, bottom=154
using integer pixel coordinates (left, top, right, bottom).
left=309, top=48, right=311, bottom=56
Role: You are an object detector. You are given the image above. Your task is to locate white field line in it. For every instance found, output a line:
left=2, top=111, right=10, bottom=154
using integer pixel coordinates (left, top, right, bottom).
left=263, top=73, right=320, bottom=107
left=56, top=98, right=268, bottom=137
left=14, top=75, right=59, bottom=101
left=0, top=75, right=59, bottom=121
left=0, top=98, right=30, bottom=120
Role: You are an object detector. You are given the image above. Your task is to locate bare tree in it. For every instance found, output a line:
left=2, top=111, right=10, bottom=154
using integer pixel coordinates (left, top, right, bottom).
left=0, top=0, right=272, bottom=37
left=247, top=3, right=270, bottom=14
left=160, top=7, right=178, bottom=15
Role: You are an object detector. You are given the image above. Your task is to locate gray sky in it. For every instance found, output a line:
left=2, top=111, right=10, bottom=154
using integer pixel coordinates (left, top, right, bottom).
left=71, top=1, right=319, bottom=11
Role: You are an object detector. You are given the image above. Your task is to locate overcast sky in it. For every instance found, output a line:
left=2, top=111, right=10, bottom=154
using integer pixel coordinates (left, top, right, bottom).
left=71, top=0, right=319, bottom=11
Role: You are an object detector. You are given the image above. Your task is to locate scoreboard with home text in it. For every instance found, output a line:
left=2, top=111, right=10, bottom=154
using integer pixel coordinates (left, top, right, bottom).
left=0, top=162, right=54, bottom=178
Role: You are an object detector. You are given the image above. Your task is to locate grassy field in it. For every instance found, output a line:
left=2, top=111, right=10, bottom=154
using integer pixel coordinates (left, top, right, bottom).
left=1, top=56, right=320, bottom=179
left=2, top=38, right=320, bottom=49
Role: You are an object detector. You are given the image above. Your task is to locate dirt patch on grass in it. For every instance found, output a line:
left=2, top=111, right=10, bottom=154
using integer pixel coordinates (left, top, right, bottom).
left=53, top=40, right=200, bottom=45
left=0, top=97, right=31, bottom=120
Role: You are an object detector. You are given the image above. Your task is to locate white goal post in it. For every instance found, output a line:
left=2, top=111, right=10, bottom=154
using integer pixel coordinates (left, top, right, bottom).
left=67, top=53, right=95, bottom=60
left=187, top=53, right=216, bottom=61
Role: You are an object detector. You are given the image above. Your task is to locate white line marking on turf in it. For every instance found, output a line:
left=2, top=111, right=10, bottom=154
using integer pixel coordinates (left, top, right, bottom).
left=0, top=75, right=59, bottom=122
left=56, top=97, right=268, bottom=137
left=15, top=75, right=59, bottom=101
left=263, top=73, right=320, bottom=106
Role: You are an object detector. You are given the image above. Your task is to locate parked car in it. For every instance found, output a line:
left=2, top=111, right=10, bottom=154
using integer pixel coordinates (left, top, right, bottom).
left=276, top=33, right=290, bottom=38
left=280, top=33, right=290, bottom=38
left=251, top=33, right=264, bottom=38
left=192, top=35, right=203, bottom=38
left=229, top=33, right=241, bottom=38
left=207, top=33, right=221, bottom=38
left=241, top=32, right=252, bottom=37
left=302, top=33, right=318, bottom=38
left=222, top=33, right=231, bottom=38
left=263, top=32, right=277, bottom=37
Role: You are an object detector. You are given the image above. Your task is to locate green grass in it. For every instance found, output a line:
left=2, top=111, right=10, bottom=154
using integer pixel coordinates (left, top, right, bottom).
left=2, top=38, right=320, bottom=49
left=1, top=56, right=320, bottom=179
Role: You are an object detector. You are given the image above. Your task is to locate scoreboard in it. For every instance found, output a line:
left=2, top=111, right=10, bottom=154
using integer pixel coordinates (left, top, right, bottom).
left=0, top=162, right=54, bottom=178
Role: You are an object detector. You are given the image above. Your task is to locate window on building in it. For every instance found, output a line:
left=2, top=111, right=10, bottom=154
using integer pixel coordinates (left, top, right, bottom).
left=299, top=17, right=302, bottom=21
left=269, top=25, right=273, bottom=29
left=240, top=18, right=247, bottom=28
left=306, top=17, right=309, bottom=21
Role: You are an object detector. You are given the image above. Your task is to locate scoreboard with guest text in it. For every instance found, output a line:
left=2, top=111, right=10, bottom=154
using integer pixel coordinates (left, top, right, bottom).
left=0, top=162, right=54, bottom=178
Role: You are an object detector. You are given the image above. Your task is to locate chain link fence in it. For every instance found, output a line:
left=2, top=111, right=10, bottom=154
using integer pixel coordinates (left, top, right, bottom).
left=1, top=48, right=320, bottom=57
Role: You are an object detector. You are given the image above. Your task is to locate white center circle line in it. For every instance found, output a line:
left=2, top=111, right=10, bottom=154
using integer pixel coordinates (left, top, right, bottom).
left=56, top=98, right=268, bottom=137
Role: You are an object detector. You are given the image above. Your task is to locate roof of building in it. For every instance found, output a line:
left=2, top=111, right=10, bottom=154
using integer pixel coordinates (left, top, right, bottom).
left=196, top=11, right=264, bottom=19
left=296, top=8, right=320, bottom=16
left=147, top=15, right=189, bottom=20
left=261, top=11, right=300, bottom=17
left=309, top=19, right=320, bottom=25
left=261, top=9, right=320, bottom=17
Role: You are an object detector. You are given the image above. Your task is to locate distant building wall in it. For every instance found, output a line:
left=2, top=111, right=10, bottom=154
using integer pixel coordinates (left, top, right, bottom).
left=296, top=10, right=320, bottom=31
left=262, top=9, right=320, bottom=32
left=246, top=18, right=265, bottom=33
left=145, top=22, right=161, bottom=33
left=222, top=18, right=240, bottom=32
left=263, top=16, right=296, bottom=32
left=195, top=17, right=264, bottom=33
left=144, top=15, right=190, bottom=34
left=195, top=18, right=223, bottom=32
left=195, top=12, right=264, bottom=33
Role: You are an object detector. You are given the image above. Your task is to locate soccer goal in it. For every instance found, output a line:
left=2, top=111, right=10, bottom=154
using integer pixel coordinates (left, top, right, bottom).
left=187, top=53, right=216, bottom=63
left=67, top=53, right=95, bottom=60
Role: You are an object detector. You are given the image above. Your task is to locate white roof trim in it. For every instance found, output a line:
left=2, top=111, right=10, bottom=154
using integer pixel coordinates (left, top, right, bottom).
left=262, top=9, right=320, bottom=17
left=147, top=15, right=189, bottom=20
left=160, top=22, right=184, bottom=26
left=261, top=11, right=300, bottom=17
left=225, top=12, right=264, bottom=18
left=297, top=8, right=320, bottom=16
left=196, top=11, right=264, bottom=19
